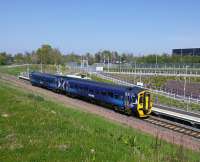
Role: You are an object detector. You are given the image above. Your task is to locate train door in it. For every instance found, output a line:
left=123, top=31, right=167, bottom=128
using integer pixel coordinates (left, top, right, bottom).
left=138, top=93, right=144, bottom=112
left=144, top=92, right=151, bottom=114
left=124, top=92, right=129, bottom=108
left=124, top=92, right=132, bottom=114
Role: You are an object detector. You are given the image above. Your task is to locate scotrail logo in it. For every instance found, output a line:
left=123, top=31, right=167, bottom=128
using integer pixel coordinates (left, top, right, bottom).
left=58, top=79, right=68, bottom=90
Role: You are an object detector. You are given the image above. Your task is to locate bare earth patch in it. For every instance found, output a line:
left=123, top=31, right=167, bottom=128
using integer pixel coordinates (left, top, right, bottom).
left=1, top=113, right=9, bottom=118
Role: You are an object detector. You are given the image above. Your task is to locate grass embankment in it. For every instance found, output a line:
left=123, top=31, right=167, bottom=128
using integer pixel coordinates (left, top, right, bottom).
left=0, top=65, right=199, bottom=111
left=0, top=82, right=200, bottom=161
left=0, top=65, right=40, bottom=76
left=152, top=94, right=200, bottom=112
left=0, top=64, right=68, bottom=76
left=90, top=74, right=114, bottom=84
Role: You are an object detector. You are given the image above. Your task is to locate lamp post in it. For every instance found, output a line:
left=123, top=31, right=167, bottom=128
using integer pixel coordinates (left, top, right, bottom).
left=107, top=56, right=109, bottom=72
left=119, top=56, right=121, bottom=73
left=134, top=61, right=136, bottom=84
left=183, top=65, right=188, bottom=103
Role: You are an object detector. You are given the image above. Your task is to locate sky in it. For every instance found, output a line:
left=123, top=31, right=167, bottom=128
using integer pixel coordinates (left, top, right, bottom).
left=0, top=0, right=200, bottom=55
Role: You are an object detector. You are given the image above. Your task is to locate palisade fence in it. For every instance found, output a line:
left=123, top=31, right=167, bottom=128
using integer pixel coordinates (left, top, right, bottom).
left=95, top=63, right=200, bottom=69
left=91, top=72, right=200, bottom=106
left=19, top=63, right=200, bottom=106
left=71, top=64, right=200, bottom=106
left=97, top=73, right=200, bottom=104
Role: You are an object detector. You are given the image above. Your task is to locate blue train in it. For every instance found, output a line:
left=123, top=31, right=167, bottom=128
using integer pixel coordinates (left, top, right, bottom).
left=30, top=72, right=152, bottom=118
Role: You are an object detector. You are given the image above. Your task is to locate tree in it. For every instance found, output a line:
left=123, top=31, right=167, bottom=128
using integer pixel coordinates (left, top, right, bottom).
left=0, top=52, right=7, bottom=65
left=94, top=52, right=101, bottom=63
left=36, top=44, right=53, bottom=64
left=85, top=52, right=94, bottom=65
left=14, top=53, right=25, bottom=63
left=0, top=52, right=13, bottom=65
left=52, top=48, right=62, bottom=65
left=63, top=53, right=81, bottom=64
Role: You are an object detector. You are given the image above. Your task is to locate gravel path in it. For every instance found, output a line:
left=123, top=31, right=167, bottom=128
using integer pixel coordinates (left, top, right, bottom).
left=0, top=73, right=200, bottom=151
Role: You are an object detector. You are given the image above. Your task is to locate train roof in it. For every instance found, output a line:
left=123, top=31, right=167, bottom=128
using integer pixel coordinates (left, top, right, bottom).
left=31, top=71, right=58, bottom=78
left=67, top=76, right=144, bottom=94
left=30, top=72, right=145, bottom=94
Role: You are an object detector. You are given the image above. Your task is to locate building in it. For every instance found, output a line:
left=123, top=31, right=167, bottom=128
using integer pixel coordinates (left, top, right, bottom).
left=172, top=48, right=200, bottom=56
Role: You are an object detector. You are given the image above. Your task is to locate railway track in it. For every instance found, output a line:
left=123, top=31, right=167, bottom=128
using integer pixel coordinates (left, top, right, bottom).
left=1, top=74, right=200, bottom=141
left=145, top=116, right=200, bottom=140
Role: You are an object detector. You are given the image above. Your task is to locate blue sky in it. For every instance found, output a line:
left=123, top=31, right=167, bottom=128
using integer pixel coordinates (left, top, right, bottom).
left=0, top=0, right=200, bottom=55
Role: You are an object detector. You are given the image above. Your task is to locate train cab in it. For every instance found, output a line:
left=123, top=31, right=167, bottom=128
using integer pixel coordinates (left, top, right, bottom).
left=137, top=91, right=152, bottom=117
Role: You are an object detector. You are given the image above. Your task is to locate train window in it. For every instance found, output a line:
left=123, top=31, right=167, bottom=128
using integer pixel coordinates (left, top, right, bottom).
left=114, top=94, right=119, bottom=99
left=89, top=89, right=94, bottom=93
left=101, top=91, right=106, bottom=96
left=132, top=96, right=136, bottom=103
left=96, top=91, right=99, bottom=94
left=108, top=92, right=113, bottom=97
left=128, top=96, right=131, bottom=104
left=139, top=96, right=144, bottom=104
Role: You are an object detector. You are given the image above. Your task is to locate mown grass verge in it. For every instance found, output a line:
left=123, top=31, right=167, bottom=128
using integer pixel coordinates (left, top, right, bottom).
left=0, top=65, right=199, bottom=111
left=0, top=64, right=67, bottom=76
left=0, top=81, right=200, bottom=162
left=90, top=74, right=114, bottom=84
left=0, top=65, right=40, bottom=76
left=152, top=93, right=200, bottom=112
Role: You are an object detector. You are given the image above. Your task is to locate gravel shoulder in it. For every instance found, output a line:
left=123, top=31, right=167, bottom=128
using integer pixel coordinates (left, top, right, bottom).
left=0, top=73, right=200, bottom=151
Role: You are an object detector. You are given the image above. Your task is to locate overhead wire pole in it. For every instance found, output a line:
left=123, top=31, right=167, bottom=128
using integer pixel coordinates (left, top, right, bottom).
left=183, top=65, right=188, bottom=110
left=27, top=64, right=30, bottom=78
left=40, top=54, right=43, bottom=73
left=107, top=56, right=109, bottom=72
left=134, top=60, right=136, bottom=84
left=119, top=56, right=121, bottom=73
left=155, top=54, right=158, bottom=75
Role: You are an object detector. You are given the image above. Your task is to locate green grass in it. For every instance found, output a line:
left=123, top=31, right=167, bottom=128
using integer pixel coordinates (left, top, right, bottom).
left=0, top=64, right=199, bottom=111
left=0, top=81, right=200, bottom=162
left=0, top=64, right=67, bottom=76
left=0, top=65, right=40, bottom=76
left=90, top=74, right=115, bottom=84
left=152, top=93, right=200, bottom=111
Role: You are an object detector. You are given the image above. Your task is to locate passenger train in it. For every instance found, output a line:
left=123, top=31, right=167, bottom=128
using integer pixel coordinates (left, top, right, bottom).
left=30, top=72, right=152, bottom=118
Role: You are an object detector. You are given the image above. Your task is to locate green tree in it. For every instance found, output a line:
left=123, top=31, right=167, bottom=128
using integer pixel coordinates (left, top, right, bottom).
left=0, top=52, right=13, bottom=65
left=14, top=53, right=25, bottom=63
left=51, top=48, right=62, bottom=65
left=36, top=44, right=53, bottom=64
left=94, top=52, right=101, bottom=63
left=0, top=52, right=7, bottom=65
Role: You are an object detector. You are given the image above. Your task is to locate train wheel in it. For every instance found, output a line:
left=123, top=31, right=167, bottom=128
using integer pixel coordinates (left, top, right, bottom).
left=125, top=108, right=132, bottom=116
left=135, top=111, right=140, bottom=118
left=114, top=106, right=118, bottom=112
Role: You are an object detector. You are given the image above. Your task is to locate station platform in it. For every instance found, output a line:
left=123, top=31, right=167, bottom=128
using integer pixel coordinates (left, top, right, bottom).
left=18, top=75, right=30, bottom=81
left=153, top=105, right=200, bottom=125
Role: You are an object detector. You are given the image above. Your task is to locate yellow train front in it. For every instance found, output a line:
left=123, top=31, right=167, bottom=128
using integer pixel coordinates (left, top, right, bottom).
left=124, top=87, right=152, bottom=118
left=136, top=90, right=152, bottom=117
